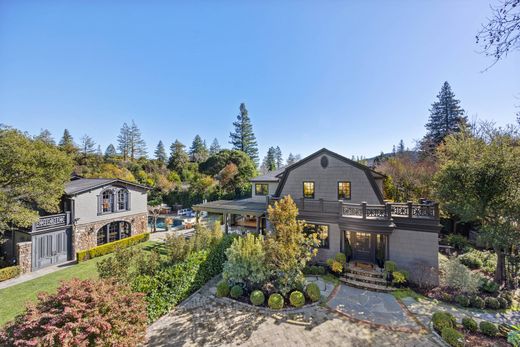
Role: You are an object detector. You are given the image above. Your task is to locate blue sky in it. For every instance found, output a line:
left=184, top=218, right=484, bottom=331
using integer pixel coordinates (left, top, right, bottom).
left=0, top=1, right=519, bottom=160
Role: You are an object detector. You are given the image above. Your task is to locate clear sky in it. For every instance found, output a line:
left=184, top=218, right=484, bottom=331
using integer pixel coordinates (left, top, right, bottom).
left=0, top=1, right=519, bottom=160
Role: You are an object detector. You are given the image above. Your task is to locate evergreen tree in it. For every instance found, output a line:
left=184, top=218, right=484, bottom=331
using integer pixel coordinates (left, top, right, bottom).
left=58, top=129, right=76, bottom=154
left=274, top=146, right=283, bottom=168
left=422, top=81, right=468, bottom=154
left=96, top=145, right=102, bottom=156
left=229, top=103, right=259, bottom=164
left=168, top=140, right=189, bottom=173
left=189, top=135, right=209, bottom=162
left=128, top=120, right=147, bottom=160
left=397, top=140, right=405, bottom=154
left=286, top=153, right=296, bottom=166
left=79, top=135, right=96, bottom=157
left=35, top=129, right=55, bottom=145
left=209, top=138, right=221, bottom=155
left=105, top=144, right=117, bottom=159
left=117, top=123, right=130, bottom=161
left=154, top=140, right=167, bottom=164
left=261, top=147, right=277, bottom=172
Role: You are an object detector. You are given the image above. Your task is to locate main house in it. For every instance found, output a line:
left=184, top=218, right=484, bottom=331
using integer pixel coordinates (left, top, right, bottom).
left=194, top=148, right=441, bottom=285
left=4, top=176, right=149, bottom=274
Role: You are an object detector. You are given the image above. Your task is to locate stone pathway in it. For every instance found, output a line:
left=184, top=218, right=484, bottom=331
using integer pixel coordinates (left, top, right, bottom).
left=327, top=285, right=421, bottom=331
left=146, top=279, right=439, bottom=346
left=401, top=296, right=520, bottom=327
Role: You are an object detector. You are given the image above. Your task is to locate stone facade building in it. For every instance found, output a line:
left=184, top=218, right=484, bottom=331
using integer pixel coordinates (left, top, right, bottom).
left=7, top=177, right=149, bottom=273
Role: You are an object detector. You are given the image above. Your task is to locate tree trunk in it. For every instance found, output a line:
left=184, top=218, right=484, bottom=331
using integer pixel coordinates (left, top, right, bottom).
left=494, top=247, right=506, bottom=284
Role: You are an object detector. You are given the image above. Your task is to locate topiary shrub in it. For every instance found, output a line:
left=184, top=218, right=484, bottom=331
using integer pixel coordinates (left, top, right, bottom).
left=77, top=232, right=150, bottom=262
left=441, top=327, right=464, bottom=347
left=497, top=296, right=509, bottom=309
left=479, top=321, right=498, bottom=337
left=432, top=311, right=456, bottom=333
left=484, top=297, right=500, bottom=310
left=216, top=280, right=230, bottom=298
left=289, top=291, right=305, bottom=308
left=462, top=317, right=478, bottom=332
left=384, top=260, right=397, bottom=273
left=230, top=285, right=244, bottom=299
left=0, top=278, right=147, bottom=346
left=455, top=295, right=470, bottom=307
left=334, top=252, right=346, bottom=264
left=306, top=283, right=321, bottom=302
left=250, top=290, right=265, bottom=306
left=268, top=293, right=284, bottom=310
left=470, top=296, right=485, bottom=309
left=0, top=266, right=20, bottom=282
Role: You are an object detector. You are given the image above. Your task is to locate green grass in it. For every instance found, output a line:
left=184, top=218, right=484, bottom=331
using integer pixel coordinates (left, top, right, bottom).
left=392, top=288, right=424, bottom=301
left=0, top=241, right=160, bottom=327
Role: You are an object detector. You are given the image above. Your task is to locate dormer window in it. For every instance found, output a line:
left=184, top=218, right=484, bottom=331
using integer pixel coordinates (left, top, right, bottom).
left=98, top=187, right=130, bottom=215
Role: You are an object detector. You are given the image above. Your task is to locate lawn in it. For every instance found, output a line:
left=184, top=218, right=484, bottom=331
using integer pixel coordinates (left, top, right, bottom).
left=0, top=241, right=161, bottom=327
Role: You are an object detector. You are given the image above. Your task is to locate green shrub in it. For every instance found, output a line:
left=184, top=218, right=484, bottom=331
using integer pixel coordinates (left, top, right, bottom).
left=508, top=326, right=520, bottom=347
left=330, top=260, right=343, bottom=274
left=289, top=291, right=305, bottom=308
left=446, top=234, right=470, bottom=251
left=268, top=293, right=284, bottom=310
left=479, top=321, right=498, bottom=337
left=392, top=271, right=407, bottom=286
left=470, top=296, right=485, bottom=309
left=306, top=283, right=321, bottom=302
left=459, top=252, right=483, bottom=269
left=441, top=327, right=464, bottom=347
left=310, top=265, right=326, bottom=275
left=441, top=293, right=453, bottom=303
left=384, top=261, right=397, bottom=273
left=432, top=311, right=456, bottom=333
left=455, top=295, right=470, bottom=307
left=0, top=266, right=20, bottom=282
left=334, top=252, right=346, bottom=264
left=77, top=232, right=150, bottom=262
left=498, top=296, right=509, bottom=309
left=326, top=258, right=334, bottom=267
left=250, top=290, right=265, bottom=306
left=216, top=280, right=230, bottom=298
left=230, top=285, right=244, bottom=299
left=484, top=297, right=500, bottom=310
left=443, top=259, right=480, bottom=294
left=462, top=317, right=478, bottom=332
left=480, top=278, right=499, bottom=294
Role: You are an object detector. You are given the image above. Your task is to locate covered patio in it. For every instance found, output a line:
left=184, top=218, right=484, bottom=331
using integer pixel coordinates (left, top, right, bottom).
left=192, top=198, right=267, bottom=234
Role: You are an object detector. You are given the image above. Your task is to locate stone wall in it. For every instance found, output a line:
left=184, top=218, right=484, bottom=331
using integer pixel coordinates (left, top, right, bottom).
left=16, top=241, right=32, bottom=274
left=73, top=212, right=148, bottom=256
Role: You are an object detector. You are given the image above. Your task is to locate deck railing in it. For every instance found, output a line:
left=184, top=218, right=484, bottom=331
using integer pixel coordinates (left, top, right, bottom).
left=267, top=196, right=439, bottom=220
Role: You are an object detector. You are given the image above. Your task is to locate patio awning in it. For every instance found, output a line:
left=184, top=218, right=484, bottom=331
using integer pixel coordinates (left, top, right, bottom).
left=192, top=198, right=267, bottom=217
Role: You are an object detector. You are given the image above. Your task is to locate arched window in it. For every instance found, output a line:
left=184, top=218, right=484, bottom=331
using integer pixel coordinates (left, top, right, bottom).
left=120, top=221, right=131, bottom=239
left=101, top=190, right=113, bottom=213
left=96, top=221, right=132, bottom=246
left=117, top=189, right=128, bottom=211
left=97, top=227, right=107, bottom=245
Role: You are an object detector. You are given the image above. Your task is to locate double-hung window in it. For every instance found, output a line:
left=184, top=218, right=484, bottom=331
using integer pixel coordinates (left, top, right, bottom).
left=303, top=181, right=315, bottom=199
left=338, top=181, right=351, bottom=200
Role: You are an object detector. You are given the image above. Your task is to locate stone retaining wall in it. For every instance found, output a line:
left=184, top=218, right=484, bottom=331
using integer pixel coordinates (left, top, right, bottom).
left=16, top=242, right=32, bottom=274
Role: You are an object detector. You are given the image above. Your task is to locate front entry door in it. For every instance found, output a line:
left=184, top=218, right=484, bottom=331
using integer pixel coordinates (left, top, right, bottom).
left=352, top=232, right=372, bottom=262
left=33, top=229, right=70, bottom=270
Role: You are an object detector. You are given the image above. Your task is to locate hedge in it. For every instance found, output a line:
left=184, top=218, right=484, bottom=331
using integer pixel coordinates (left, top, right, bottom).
left=0, top=266, right=20, bottom=282
left=76, top=233, right=150, bottom=262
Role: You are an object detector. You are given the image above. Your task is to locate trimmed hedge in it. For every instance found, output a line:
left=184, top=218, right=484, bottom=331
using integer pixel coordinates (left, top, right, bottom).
left=484, top=297, right=500, bottom=310
left=470, top=296, right=485, bottom=309
left=455, top=295, right=470, bottom=307
left=230, top=285, right=243, bottom=299
left=306, top=283, right=321, bottom=302
left=216, top=280, right=230, bottom=298
left=432, top=311, right=456, bottom=333
left=77, top=233, right=150, bottom=262
left=268, top=293, right=284, bottom=310
left=441, top=327, right=464, bottom=347
left=0, top=266, right=20, bottom=282
left=250, top=290, right=265, bottom=306
left=289, top=291, right=305, bottom=308
left=479, top=321, right=498, bottom=337
left=462, top=317, right=478, bottom=332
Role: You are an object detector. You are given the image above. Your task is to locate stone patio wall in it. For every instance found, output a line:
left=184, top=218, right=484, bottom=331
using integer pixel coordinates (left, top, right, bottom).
left=16, top=241, right=32, bottom=274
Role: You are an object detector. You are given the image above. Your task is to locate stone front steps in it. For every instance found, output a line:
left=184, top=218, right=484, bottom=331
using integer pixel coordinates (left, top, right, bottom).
left=341, top=266, right=396, bottom=292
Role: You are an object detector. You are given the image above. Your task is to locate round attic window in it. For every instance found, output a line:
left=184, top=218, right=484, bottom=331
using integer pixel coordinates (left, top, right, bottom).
left=321, top=155, right=329, bottom=168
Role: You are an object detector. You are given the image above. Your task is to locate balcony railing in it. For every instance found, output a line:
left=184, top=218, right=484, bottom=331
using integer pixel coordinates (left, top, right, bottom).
left=267, top=196, right=439, bottom=221
left=32, top=212, right=71, bottom=232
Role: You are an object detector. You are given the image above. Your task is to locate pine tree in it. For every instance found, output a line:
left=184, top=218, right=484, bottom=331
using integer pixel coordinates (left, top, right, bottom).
left=209, top=138, right=221, bottom=155
left=397, top=140, right=405, bottom=154
left=286, top=153, right=296, bottom=166
left=35, top=129, right=55, bottom=145
left=422, top=81, right=468, bottom=154
left=262, top=147, right=277, bottom=172
left=79, top=135, right=96, bottom=157
left=128, top=120, right=147, bottom=160
left=189, top=135, right=209, bottom=162
left=154, top=140, right=167, bottom=163
left=117, top=123, right=130, bottom=161
left=58, top=129, right=76, bottom=154
left=229, top=103, right=259, bottom=164
left=168, top=140, right=189, bottom=173
left=105, top=144, right=117, bottom=159
left=274, top=146, right=283, bottom=168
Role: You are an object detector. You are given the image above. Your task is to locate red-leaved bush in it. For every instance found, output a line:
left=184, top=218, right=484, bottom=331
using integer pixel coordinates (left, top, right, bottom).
left=0, top=278, right=147, bottom=347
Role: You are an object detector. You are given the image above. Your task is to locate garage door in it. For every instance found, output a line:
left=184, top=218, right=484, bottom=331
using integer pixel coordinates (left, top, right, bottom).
left=33, top=229, right=70, bottom=270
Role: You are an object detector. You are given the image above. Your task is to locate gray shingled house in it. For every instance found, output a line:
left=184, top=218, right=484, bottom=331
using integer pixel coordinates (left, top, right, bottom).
left=194, top=148, right=441, bottom=286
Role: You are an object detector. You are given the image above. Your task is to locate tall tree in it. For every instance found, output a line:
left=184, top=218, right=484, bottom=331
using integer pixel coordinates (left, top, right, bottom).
left=117, top=123, right=130, bottom=161
left=154, top=140, right=167, bottom=164
left=261, top=147, right=277, bottom=172
left=168, top=140, right=189, bottom=174
left=274, top=146, right=283, bottom=168
left=34, top=129, right=55, bottom=145
left=286, top=153, right=296, bottom=166
left=104, top=144, right=117, bottom=159
left=229, top=103, right=259, bottom=164
left=209, top=138, right=221, bottom=155
left=79, top=135, right=96, bottom=157
left=58, top=129, right=76, bottom=154
left=189, top=135, right=209, bottom=162
left=0, top=127, right=73, bottom=234
left=128, top=121, right=147, bottom=160
left=421, top=82, right=468, bottom=155
left=397, top=139, right=405, bottom=154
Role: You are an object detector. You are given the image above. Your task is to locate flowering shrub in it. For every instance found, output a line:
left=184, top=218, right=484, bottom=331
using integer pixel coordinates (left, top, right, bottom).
left=0, top=278, right=147, bottom=346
